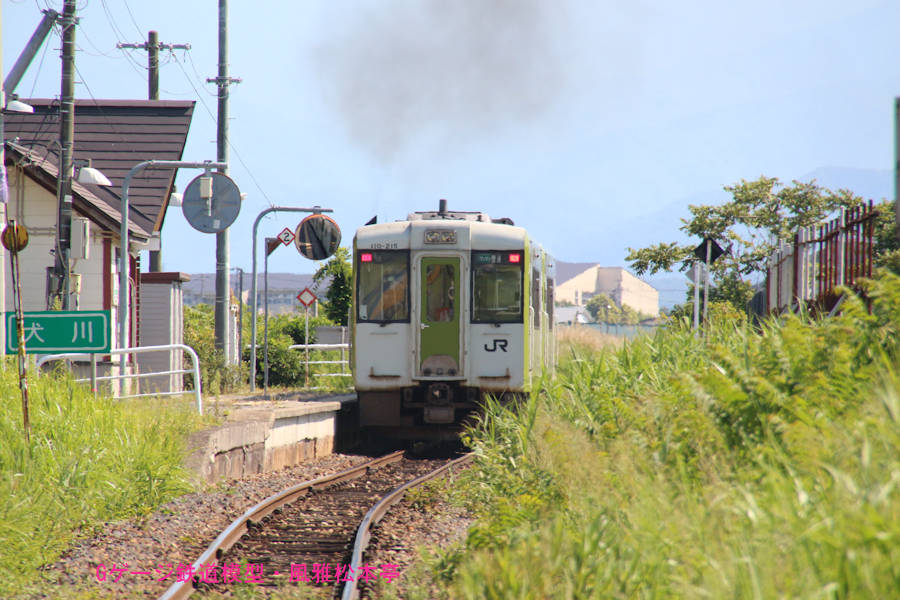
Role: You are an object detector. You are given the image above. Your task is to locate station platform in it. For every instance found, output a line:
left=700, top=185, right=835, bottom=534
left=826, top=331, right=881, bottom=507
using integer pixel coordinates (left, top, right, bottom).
left=184, top=391, right=358, bottom=483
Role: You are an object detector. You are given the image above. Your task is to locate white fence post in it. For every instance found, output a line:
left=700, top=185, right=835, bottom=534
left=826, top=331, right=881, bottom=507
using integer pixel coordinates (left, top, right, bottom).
left=36, top=344, right=203, bottom=414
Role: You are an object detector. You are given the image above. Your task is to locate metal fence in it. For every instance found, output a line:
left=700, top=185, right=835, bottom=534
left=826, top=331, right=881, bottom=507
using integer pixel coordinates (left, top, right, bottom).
left=584, top=322, right=661, bottom=338
left=767, top=201, right=878, bottom=313
left=289, top=325, right=351, bottom=387
left=35, top=344, right=203, bottom=413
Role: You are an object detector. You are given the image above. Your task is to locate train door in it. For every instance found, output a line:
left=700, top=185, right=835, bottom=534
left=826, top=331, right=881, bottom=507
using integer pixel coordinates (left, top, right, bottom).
left=417, top=256, right=462, bottom=377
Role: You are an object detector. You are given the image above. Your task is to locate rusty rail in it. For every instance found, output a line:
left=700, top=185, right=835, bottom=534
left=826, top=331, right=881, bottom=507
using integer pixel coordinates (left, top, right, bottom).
left=158, top=451, right=405, bottom=600
left=341, top=453, right=474, bottom=600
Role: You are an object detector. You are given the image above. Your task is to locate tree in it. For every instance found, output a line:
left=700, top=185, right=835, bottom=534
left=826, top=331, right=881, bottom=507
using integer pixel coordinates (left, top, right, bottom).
left=313, top=247, right=352, bottom=325
left=626, top=176, right=865, bottom=311
left=585, top=293, right=646, bottom=325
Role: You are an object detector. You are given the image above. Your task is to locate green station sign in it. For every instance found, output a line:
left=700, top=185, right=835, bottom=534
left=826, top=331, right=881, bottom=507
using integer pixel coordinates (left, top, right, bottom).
left=5, top=311, right=111, bottom=354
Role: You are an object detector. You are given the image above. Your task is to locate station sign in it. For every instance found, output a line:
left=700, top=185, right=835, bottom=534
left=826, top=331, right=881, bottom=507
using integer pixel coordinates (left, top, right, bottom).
left=5, top=310, right=111, bottom=354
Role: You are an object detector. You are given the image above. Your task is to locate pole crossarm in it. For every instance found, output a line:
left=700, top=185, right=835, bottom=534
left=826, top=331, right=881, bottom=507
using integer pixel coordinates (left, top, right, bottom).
left=118, top=160, right=227, bottom=391
left=249, top=205, right=332, bottom=391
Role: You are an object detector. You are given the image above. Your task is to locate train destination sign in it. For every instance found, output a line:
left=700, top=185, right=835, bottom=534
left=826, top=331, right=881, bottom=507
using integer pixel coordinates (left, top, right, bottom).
left=5, top=310, right=111, bottom=354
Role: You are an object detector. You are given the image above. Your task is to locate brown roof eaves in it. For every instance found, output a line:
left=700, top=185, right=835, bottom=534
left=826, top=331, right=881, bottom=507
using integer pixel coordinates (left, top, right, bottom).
left=3, top=98, right=194, bottom=235
left=4, top=142, right=151, bottom=240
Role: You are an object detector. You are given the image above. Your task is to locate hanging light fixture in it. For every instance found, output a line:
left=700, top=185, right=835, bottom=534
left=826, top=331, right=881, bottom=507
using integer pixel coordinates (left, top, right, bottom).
left=74, top=158, right=111, bottom=186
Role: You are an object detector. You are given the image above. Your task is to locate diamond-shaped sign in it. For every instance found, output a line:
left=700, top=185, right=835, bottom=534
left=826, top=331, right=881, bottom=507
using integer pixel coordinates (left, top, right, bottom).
left=693, top=237, right=725, bottom=263
left=278, top=227, right=295, bottom=246
left=297, top=287, right=317, bottom=307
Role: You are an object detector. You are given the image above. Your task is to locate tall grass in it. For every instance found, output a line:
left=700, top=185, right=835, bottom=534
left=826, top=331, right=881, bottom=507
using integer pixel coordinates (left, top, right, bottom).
left=435, top=274, right=900, bottom=598
left=0, top=367, right=205, bottom=596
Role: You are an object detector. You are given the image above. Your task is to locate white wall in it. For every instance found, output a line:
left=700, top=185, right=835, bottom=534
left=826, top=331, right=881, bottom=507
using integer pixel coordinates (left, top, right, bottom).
left=137, top=280, right=185, bottom=393
left=556, top=265, right=660, bottom=317
left=5, top=171, right=123, bottom=344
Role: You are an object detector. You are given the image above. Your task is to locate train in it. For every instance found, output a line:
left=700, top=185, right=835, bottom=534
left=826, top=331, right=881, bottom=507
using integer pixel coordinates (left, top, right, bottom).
left=351, top=200, right=555, bottom=439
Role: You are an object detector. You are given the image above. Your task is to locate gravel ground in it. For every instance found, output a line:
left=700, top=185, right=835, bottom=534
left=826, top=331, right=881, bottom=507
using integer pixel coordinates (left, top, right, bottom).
left=28, top=453, right=370, bottom=599
left=23, top=455, right=474, bottom=600
left=359, top=467, right=474, bottom=600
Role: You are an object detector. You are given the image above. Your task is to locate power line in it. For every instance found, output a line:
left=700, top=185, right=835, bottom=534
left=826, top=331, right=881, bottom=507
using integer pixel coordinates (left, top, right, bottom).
left=169, top=50, right=274, bottom=208
left=120, top=0, right=145, bottom=38
left=25, top=20, right=55, bottom=97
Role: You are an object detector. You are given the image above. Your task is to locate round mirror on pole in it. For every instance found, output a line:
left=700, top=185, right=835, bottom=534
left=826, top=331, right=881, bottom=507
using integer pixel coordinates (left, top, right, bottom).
left=181, top=172, right=242, bottom=233
left=294, top=214, right=341, bottom=260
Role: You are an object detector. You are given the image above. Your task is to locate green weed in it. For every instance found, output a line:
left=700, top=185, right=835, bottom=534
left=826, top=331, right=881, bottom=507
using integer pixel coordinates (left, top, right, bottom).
left=434, top=272, right=900, bottom=598
left=0, top=368, right=205, bottom=596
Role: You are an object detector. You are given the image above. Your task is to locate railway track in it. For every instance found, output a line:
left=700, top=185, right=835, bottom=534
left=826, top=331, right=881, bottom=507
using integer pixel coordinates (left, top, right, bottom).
left=159, top=450, right=472, bottom=600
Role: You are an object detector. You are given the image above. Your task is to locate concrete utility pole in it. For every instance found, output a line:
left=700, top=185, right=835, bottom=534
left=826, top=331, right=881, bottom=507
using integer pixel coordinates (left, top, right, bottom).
left=55, top=0, right=77, bottom=310
left=209, top=0, right=241, bottom=362
left=117, top=32, right=190, bottom=272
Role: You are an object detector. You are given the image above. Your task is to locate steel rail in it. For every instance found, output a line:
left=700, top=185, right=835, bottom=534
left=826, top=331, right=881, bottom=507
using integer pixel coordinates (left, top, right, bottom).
left=340, top=453, right=474, bottom=600
left=158, top=450, right=404, bottom=600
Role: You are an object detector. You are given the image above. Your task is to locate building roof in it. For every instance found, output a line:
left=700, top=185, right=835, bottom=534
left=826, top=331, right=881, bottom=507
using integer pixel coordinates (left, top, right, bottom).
left=3, top=98, right=194, bottom=235
left=5, top=141, right=150, bottom=240
left=556, top=261, right=597, bottom=284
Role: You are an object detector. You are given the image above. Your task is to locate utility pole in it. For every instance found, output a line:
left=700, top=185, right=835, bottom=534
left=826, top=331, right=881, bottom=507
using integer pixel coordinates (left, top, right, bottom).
left=209, top=0, right=241, bottom=363
left=117, top=32, right=190, bottom=272
left=54, top=0, right=77, bottom=310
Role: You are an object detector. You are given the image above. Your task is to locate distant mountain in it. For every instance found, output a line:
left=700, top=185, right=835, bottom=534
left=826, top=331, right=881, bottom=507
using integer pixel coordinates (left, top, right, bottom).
left=184, top=272, right=323, bottom=306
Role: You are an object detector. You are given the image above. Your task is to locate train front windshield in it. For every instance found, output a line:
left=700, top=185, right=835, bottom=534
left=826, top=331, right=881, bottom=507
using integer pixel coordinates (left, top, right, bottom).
left=471, top=251, right=524, bottom=323
left=357, top=250, right=410, bottom=322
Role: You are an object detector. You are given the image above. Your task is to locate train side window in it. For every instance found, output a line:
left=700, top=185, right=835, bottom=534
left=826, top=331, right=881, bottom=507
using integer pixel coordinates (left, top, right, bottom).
left=357, top=250, right=409, bottom=322
left=471, top=251, right=523, bottom=323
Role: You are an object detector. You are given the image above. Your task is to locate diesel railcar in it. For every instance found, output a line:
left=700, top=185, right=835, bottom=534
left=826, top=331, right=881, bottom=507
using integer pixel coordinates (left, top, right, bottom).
left=352, top=201, right=555, bottom=438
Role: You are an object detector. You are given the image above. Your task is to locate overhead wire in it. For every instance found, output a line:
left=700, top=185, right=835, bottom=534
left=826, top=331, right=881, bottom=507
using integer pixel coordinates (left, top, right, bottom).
left=120, top=0, right=145, bottom=38
left=26, top=20, right=54, bottom=98
left=98, top=0, right=146, bottom=75
left=169, top=49, right=275, bottom=208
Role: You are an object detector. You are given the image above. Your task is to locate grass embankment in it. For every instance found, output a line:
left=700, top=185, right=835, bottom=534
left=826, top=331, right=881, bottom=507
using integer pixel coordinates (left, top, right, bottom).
left=409, top=275, right=900, bottom=599
left=0, top=369, right=208, bottom=596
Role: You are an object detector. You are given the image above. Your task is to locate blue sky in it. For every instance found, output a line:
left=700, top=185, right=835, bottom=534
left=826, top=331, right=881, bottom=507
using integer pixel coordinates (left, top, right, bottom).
left=4, top=0, right=899, bottom=282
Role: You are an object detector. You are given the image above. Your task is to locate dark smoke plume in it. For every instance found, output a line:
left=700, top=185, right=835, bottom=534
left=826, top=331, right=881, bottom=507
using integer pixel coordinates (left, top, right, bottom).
left=315, top=0, right=566, bottom=162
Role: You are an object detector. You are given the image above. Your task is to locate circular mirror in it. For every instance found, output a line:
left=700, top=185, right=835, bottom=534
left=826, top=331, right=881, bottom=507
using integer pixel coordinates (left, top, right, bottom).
left=181, top=172, right=242, bottom=234
left=294, top=214, right=341, bottom=260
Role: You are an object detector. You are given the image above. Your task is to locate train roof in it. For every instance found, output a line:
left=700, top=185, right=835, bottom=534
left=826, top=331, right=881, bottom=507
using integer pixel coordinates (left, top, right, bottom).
left=353, top=201, right=554, bottom=253
left=404, top=199, right=515, bottom=225
left=355, top=216, right=529, bottom=251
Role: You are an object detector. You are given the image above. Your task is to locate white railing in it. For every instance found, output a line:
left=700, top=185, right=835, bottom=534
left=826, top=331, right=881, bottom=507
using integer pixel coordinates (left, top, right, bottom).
left=288, top=343, right=351, bottom=379
left=35, top=344, right=203, bottom=414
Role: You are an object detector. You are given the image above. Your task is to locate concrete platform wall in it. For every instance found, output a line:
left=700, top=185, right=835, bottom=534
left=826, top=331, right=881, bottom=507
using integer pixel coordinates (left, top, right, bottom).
left=185, top=399, right=350, bottom=483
